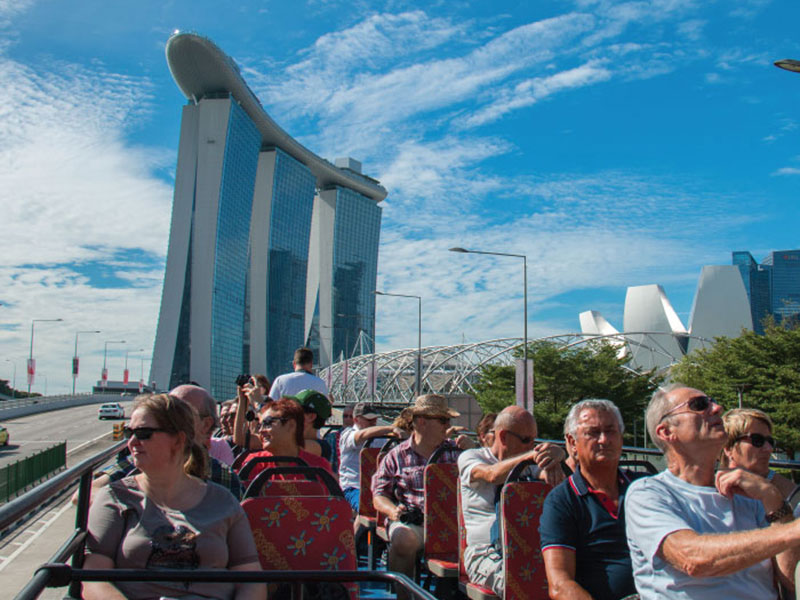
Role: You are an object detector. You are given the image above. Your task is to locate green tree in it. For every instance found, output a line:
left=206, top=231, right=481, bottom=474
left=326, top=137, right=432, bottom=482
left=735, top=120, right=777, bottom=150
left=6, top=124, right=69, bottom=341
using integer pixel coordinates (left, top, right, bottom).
left=473, top=340, right=661, bottom=443
left=670, top=320, right=800, bottom=458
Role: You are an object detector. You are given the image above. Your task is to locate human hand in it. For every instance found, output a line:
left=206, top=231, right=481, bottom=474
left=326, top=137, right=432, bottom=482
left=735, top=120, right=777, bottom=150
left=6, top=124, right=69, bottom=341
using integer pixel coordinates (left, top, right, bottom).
left=455, top=434, right=476, bottom=450
left=715, top=468, right=784, bottom=513
left=245, top=385, right=263, bottom=409
left=446, top=425, right=467, bottom=437
left=392, top=503, right=406, bottom=521
left=529, top=442, right=565, bottom=471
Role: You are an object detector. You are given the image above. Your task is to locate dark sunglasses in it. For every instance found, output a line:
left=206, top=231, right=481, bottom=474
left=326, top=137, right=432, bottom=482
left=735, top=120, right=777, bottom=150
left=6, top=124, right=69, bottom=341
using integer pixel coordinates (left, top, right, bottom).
left=737, top=433, right=776, bottom=449
left=123, top=427, right=166, bottom=440
left=659, top=395, right=717, bottom=423
left=259, top=416, right=289, bottom=430
left=422, top=416, right=451, bottom=425
left=505, top=430, right=535, bottom=444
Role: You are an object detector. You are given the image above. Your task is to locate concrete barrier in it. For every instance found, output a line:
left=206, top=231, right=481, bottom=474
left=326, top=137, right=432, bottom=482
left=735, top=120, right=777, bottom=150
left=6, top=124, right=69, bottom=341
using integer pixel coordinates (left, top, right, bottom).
left=0, top=394, right=130, bottom=421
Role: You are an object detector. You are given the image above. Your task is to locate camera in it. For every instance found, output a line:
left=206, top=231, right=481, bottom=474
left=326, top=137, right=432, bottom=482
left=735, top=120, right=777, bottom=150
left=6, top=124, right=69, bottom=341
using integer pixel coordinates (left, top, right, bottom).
left=398, top=505, right=424, bottom=526
left=236, top=374, right=251, bottom=387
left=245, top=409, right=256, bottom=422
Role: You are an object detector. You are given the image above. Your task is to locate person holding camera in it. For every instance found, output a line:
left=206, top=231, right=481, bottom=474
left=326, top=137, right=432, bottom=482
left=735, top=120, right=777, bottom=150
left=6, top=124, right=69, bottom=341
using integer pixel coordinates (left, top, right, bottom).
left=372, top=395, right=468, bottom=588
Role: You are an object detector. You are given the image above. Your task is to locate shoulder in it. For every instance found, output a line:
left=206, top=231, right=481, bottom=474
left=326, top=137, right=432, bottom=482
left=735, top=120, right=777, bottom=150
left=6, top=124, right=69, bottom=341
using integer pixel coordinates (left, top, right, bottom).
left=202, top=479, right=243, bottom=513
left=458, top=447, right=490, bottom=468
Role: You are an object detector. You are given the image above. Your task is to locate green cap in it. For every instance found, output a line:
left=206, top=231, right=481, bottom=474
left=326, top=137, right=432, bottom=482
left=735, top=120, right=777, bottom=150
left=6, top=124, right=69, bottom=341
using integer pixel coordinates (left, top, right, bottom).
left=290, top=389, right=332, bottom=425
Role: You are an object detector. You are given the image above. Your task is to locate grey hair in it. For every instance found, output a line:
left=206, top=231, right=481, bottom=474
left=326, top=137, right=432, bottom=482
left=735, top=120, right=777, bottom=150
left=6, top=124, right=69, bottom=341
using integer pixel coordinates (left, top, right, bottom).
left=646, top=383, right=687, bottom=452
left=170, top=384, right=219, bottom=429
left=563, top=399, right=624, bottom=438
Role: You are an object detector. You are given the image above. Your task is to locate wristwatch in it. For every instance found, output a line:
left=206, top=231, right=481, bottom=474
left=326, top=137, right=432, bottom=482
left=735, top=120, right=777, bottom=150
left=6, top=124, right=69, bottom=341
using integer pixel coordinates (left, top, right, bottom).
left=766, top=500, right=792, bottom=523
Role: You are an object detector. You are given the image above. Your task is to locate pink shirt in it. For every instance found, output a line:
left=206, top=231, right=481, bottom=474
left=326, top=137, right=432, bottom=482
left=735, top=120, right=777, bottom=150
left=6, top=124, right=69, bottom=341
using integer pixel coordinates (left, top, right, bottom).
left=209, top=437, right=235, bottom=466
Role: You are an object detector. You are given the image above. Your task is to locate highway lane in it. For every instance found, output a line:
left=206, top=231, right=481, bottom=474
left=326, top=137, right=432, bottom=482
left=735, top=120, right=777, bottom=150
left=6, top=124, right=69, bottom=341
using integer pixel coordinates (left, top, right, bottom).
left=0, top=400, right=133, bottom=469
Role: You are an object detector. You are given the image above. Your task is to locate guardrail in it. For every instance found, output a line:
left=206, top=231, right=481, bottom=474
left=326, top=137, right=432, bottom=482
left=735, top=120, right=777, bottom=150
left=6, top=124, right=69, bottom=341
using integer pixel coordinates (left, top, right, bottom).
left=0, top=394, right=129, bottom=421
left=0, top=442, right=67, bottom=503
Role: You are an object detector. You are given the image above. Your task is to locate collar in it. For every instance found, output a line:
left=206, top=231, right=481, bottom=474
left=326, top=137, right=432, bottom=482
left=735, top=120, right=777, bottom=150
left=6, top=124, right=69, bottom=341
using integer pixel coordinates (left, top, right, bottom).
left=569, top=465, right=631, bottom=497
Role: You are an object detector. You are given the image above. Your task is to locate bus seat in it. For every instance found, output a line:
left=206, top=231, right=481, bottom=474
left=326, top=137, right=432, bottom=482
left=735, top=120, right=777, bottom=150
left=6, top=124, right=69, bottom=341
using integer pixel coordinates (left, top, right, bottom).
left=501, top=480, right=550, bottom=600
left=423, top=462, right=459, bottom=579
left=457, top=485, right=500, bottom=600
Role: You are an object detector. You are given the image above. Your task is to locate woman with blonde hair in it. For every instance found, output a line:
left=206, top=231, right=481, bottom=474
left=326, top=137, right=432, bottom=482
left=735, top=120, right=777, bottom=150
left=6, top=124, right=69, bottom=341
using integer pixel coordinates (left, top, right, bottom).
left=84, top=393, right=264, bottom=600
left=721, top=407, right=797, bottom=501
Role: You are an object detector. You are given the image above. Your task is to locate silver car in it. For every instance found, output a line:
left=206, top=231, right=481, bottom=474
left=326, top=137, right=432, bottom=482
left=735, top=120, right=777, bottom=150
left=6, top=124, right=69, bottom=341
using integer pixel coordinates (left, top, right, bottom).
left=97, top=403, right=125, bottom=420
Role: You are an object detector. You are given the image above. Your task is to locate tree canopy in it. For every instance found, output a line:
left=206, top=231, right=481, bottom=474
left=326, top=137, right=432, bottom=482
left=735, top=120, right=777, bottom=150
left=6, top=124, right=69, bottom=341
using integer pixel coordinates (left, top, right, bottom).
left=670, top=320, right=800, bottom=458
left=473, top=340, right=661, bottom=444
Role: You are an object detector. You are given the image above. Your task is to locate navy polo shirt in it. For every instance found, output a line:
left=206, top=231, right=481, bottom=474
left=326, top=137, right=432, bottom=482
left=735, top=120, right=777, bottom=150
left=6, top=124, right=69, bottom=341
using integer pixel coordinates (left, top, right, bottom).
left=539, top=467, right=636, bottom=600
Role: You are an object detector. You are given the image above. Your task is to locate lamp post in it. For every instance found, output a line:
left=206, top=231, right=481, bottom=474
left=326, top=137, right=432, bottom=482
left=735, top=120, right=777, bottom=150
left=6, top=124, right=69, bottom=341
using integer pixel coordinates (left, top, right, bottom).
left=102, top=340, right=126, bottom=390
left=28, top=318, right=63, bottom=394
left=450, top=247, right=531, bottom=410
left=124, top=348, right=144, bottom=391
left=4, top=359, right=16, bottom=399
left=373, top=290, right=422, bottom=396
left=140, top=357, right=151, bottom=393
left=73, top=330, right=101, bottom=395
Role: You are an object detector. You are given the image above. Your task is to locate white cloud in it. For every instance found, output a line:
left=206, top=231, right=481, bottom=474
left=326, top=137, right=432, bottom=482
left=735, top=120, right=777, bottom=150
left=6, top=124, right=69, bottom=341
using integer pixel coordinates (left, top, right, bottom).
left=772, top=167, right=800, bottom=176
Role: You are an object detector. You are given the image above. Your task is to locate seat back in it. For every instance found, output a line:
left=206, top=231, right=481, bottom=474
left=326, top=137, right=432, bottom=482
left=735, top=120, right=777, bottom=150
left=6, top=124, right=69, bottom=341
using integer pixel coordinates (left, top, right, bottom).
left=357, top=446, right=381, bottom=520
left=423, top=462, right=459, bottom=563
left=231, top=449, right=251, bottom=473
left=238, top=454, right=309, bottom=482
left=242, top=494, right=357, bottom=597
left=501, top=480, right=550, bottom=600
left=244, top=466, right=343, bottom=499
left=457, top=484, right=468, bottom=580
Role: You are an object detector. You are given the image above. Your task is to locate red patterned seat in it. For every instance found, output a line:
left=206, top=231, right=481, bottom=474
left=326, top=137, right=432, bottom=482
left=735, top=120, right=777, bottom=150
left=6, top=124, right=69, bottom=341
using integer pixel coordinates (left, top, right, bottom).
left=424, top=462, right=459, bottom=578
left=355, top=447, right=380, bottom=530
left=501, top=481, right=550, bottom=600
left=457, top=485, right=499, bottom=600
left=242, top=494, right=357, bottom=598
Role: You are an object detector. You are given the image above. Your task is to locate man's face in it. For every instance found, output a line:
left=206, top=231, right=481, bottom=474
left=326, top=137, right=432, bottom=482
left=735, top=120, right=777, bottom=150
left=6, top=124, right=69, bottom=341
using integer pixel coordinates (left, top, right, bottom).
left=659, top=387, right=725, bottom=447
left=414, top=414, right=450, bottom=445
left=343, top=410, right=354, bottom=428
left=499, top=419, right=537, bottom=457
left=570, top=408, right=622, bottom=470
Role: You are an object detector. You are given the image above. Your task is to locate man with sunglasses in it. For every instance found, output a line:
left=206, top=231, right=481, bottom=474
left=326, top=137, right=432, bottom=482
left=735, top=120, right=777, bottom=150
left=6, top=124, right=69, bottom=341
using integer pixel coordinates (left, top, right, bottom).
left=459, top=405, right=566, bottom=597
left=625, top=384, right=800, bottom=599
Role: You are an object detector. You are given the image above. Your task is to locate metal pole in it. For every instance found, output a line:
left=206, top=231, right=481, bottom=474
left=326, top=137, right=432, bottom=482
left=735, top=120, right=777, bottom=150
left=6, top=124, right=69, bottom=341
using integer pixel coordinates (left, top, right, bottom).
left=523, top=255, right=529, bottom=411
left=28, top=321, right=35, bottom=395
left=417, top=296, right=422, bottom=397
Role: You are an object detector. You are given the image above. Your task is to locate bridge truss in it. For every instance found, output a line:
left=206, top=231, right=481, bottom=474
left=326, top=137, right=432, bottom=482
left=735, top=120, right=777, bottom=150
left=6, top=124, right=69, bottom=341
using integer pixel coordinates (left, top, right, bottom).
left=320, top=331, right=714, bottom=404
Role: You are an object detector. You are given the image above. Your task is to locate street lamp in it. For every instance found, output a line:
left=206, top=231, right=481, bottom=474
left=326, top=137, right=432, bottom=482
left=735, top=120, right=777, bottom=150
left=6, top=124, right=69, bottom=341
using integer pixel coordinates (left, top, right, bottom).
left=28, top=318, right=63, bottom=394
left=450, top=246, right=531, bottom=410
left=373, top=290, right=422, bottom=396
left=125, top=348, right=145, bottom=391
left=102, top=340, right=126, bottom=390
left=140, top=357, right=151, bottom=392
left=4, top=359, right=16, bottom=399
left=774, top=59, right=800, bottom=73
left=73, top=330, right=101, bottom=395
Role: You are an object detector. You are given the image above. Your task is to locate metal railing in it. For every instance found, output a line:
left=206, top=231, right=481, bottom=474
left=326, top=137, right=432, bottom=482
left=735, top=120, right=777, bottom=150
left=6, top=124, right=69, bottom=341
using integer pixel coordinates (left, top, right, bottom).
left=0, top=442, right=67, bottom=503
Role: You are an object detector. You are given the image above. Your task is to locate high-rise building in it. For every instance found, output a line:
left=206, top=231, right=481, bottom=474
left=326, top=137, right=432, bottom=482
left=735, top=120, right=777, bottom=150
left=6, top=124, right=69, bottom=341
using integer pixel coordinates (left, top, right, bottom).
left=151, top=33, right=387, bottom=399
left=733, top=250, right=800, bottom=333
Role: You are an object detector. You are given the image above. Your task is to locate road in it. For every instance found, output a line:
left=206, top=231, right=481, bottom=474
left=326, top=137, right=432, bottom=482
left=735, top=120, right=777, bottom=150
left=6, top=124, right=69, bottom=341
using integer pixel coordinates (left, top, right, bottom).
left=0, top=400, right=133, bottom=469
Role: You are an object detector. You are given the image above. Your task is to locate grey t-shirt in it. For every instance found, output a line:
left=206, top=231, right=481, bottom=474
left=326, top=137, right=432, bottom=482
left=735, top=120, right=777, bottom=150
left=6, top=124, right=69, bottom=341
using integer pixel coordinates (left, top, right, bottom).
left=87, top=476, right=258, bottom=600
left=625, top=469, right=776, bottom=600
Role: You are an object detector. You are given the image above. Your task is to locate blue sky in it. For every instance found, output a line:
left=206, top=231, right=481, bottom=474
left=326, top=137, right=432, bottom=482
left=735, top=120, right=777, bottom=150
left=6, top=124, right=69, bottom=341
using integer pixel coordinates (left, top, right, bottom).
left=1, top=0, right=799, bottom=395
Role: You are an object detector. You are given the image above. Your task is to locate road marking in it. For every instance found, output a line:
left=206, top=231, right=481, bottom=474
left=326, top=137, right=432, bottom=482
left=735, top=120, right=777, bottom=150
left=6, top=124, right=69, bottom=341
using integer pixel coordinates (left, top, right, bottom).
left=0, top=499, right=72, bottom=571
left=67, top=431, right=113, bottom=456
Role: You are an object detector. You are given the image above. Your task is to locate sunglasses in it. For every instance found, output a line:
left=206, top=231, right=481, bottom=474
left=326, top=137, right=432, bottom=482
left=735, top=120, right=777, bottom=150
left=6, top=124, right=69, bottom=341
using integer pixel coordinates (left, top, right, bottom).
left=505, top=430, right=536, bottom=445
left=123, top=427, right=167, bottom=440
left=422, top=416, right=451, bottom=425
left=659, top=395, right=717, bottom=423
left=259, top=416, right=289, bottom=430
left=736, top=433, right=776, bottom=449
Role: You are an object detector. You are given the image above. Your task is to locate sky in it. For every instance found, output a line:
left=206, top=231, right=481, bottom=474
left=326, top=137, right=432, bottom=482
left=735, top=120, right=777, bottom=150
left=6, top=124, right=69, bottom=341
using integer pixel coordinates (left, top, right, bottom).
left=1, top=0, right=799, bottom=396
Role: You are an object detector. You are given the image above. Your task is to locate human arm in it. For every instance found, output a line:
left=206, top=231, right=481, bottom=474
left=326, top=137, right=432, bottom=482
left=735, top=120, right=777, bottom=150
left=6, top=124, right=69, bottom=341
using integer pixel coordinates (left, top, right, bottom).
left=353, top=425, right=398, bottom=445
left=373, top=493, right=405, bottom=521
left=469, top=442, right=565, bottom=485
left=81, top=553, right=127, bottom=600
left=542, top=548, right=593, bottom=600
left=371, top=450, right=404, bottom=520
left=231, top=561, right=266, bottom=600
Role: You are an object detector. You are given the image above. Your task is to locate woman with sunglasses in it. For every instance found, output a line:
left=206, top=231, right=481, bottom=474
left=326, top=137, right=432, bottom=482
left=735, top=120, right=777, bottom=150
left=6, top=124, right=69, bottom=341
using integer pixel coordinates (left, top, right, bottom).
left=84, top=394, right=264, bottom=600
left=239, top=397, right=332, bottom=481
left=721, top=408, right=797, bottom=503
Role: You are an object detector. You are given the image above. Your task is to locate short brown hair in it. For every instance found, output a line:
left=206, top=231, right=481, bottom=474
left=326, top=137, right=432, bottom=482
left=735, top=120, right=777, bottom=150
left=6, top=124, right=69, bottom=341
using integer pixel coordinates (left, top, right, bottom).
left=294, top=347, right=314, bottom=366
left=264, top=398, right=305, bottom=448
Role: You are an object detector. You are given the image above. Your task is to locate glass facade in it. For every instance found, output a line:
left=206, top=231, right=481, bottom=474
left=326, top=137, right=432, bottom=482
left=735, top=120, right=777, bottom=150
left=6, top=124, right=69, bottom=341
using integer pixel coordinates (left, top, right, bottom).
left=266, top=148, right=317, bottom=379
left=331, top=187, right=382, bottom=360
left=209, top=100, right=261, bottom=399
left=733, top=250, right=800, bottom=332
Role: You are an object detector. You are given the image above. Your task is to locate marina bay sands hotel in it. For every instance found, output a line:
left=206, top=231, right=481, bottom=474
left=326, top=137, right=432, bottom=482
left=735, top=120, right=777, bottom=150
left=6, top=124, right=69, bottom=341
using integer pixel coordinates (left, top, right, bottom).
left=150, top=33, right=387, bottom=399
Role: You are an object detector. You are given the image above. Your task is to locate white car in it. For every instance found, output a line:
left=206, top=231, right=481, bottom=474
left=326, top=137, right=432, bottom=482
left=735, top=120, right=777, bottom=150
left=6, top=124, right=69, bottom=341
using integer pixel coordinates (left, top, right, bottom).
left=98, top=403, right=125, bottom=420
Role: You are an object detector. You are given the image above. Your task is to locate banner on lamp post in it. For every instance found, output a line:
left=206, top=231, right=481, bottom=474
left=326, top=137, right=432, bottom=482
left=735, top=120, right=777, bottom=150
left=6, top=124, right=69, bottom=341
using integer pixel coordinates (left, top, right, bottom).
left=343, top=360, right=349, bottom=387
left=123, top=369, right=129, bottom=385
left=72, top=357, right=79, bottom=377
left=515, top=358, right=534, bottom=412
left=138, top=379, right=144, bottom=393
left=367, top=360, right=377, bottom=396
left=27, top=358, right=36, bottom=386
left=101, top=368, right=108, bottom=388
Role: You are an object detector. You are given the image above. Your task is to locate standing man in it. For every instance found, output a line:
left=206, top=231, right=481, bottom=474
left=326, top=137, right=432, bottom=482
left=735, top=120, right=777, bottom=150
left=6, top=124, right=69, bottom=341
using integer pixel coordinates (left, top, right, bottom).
left=459, top=405, right=565, bottom=597
left=625, top=384, right=800, bottom=599
left=540, top=399, right=637, bottom=600
left=268, top=347, right=328, bottom=400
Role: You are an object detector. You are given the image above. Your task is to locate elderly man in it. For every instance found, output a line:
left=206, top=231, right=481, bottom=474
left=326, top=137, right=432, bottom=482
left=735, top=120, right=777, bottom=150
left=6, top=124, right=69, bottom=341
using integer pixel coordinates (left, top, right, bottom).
left=625, top=384, right=800, bottom=599
left=173, top=384, right=235, bottom=466
left=373, top=394, right=471, bottom=583
left=539, top=399, right=637, bottom=600
left=459, top=405, right=565, bottom=597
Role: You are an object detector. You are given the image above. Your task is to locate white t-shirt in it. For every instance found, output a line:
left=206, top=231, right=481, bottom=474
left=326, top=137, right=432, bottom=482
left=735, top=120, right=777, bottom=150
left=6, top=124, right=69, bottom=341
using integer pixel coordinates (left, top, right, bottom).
left=338, top=426, right=384, bottom=490
left=268, top=370, right=329, bottom=400
left=625, top=469, right=776, bottom=600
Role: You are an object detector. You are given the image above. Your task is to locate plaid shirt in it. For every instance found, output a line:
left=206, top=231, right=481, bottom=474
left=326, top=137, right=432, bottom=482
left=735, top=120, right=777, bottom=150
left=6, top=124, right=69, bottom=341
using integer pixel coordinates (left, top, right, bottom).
left=103, top=450, right=242, bottom=500
left=372, top=437, right=460, bottom=512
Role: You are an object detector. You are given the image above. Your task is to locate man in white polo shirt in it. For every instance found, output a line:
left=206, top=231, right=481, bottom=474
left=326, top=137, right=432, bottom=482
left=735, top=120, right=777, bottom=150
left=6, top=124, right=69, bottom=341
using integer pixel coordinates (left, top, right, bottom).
left=268, top=347, right=328, bottom=400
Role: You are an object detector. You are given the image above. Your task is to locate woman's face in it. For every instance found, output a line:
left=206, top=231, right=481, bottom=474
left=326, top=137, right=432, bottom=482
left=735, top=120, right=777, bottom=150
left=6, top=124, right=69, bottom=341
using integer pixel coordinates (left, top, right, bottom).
left=128, top=407, right=182, bottom=472
left=725, top=419, right=774, bottom=475
left=259, top=408, right=296, bottom=450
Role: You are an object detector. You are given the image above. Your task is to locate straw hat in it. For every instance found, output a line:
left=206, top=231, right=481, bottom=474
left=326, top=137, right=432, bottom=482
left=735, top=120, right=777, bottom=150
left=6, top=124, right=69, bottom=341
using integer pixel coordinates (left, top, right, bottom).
left=401, top=394, right=460, bottom=419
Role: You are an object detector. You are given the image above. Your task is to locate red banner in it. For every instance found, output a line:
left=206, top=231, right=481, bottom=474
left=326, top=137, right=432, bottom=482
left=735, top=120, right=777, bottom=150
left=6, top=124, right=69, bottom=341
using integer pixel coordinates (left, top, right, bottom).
left=138, top=379, right=144, bottom=393
left=123, top=369, right=129, bottom=385
left=27, top=358, right=35, bottom=386
left=101, top=368, right=108, bottom=387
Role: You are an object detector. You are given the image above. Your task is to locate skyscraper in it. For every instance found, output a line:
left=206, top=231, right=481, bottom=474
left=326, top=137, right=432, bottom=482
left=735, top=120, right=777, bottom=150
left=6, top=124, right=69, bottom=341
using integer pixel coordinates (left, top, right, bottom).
left=733, top=250, right=800, bottom=333
left=151, top=33, right=387, bottom=399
